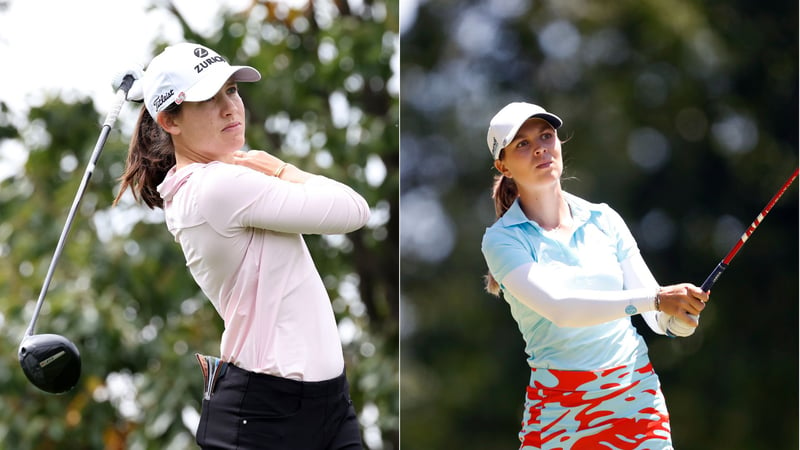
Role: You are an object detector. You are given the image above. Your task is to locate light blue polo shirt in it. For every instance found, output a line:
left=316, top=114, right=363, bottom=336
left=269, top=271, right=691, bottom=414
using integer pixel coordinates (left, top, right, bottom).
left=481, top=192, right=650, bottom=370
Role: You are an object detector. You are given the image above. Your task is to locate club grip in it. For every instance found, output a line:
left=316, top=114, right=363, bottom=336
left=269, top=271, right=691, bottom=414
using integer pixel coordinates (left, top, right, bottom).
left=118, top=74, right=135, bottom=94
left=700, top=262, right=728, bottom=292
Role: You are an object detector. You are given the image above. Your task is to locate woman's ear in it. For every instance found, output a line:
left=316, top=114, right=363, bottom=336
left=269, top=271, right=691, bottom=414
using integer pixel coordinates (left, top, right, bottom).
left=156, top=111, right=180, bottom=136
left=494, top=159, right=511, bottom=178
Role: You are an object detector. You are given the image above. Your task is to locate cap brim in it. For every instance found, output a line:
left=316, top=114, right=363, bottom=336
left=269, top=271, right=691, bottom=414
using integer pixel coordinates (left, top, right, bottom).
left=182, top=65, right=261, bottom=102
left=533, top=113, right=562, bottom=130
left=501, top=113, right=562, bottom=148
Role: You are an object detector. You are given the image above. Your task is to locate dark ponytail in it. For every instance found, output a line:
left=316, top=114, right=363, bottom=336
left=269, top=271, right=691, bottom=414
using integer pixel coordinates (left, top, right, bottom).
left=113, top=105, right=179, bottom=209
left=484, top=173, right=519, bottom=296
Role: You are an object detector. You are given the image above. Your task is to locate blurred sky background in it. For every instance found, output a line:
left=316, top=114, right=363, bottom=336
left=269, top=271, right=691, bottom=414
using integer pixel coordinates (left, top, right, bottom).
left=0, top=0, right=268, bottom=114
left=0, top=0, right=292, bottom=181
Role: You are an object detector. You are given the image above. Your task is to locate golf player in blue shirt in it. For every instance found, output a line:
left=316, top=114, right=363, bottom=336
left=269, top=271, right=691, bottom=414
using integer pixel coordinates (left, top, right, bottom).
left=481, top=102, right=709, bottom=449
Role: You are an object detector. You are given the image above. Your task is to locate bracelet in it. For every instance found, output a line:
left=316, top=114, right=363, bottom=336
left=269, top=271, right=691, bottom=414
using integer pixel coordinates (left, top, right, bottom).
left=274, top=162, right=289, bottom=178
left=654, top=287, right=661, bottom=312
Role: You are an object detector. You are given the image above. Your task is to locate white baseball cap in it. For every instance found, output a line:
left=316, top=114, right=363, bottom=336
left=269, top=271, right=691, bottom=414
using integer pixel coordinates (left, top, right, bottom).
left=486, top=102, right=563, bottom=159
left=141, top=43, right=261, bottom=119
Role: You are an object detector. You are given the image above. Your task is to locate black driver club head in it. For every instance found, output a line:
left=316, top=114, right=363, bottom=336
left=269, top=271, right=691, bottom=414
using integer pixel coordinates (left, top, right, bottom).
left=18, top=333, right=81, bottom=394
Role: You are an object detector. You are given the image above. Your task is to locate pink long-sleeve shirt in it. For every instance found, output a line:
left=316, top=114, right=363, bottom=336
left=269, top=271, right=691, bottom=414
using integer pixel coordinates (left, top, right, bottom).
left=157, top=161, right=370, bottom=381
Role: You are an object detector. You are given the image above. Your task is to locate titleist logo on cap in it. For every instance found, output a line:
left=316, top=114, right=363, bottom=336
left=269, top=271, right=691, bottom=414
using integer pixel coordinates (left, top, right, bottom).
left=153, top=89, right=174, bottom=111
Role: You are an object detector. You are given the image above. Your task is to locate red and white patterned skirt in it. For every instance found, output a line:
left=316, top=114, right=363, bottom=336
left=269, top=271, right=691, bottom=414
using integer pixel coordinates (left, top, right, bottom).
left=520, top=360, right=672, bottom=450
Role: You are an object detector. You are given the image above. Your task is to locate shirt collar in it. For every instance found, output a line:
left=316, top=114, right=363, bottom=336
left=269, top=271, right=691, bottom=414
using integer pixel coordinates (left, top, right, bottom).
left=498, top=192, right=599, bottom=230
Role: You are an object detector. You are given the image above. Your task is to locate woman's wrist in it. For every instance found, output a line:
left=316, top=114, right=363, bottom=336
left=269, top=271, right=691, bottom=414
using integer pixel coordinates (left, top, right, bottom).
left=654, top=287, right=661, bottom=312
left=273, top=162, right=289, bottom=178
left=625, top=287, right=662, bottom=315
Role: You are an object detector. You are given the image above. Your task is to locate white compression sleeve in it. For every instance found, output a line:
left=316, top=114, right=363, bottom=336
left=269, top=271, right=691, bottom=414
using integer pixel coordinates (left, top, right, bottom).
left=501, top=262, right=658, bottom=328
left=619, top=252, right=667, bottom=335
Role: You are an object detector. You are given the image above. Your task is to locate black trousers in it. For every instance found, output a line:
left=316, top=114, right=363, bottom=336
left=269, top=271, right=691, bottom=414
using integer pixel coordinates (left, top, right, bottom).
left=196, top=363, right=363, bottom=450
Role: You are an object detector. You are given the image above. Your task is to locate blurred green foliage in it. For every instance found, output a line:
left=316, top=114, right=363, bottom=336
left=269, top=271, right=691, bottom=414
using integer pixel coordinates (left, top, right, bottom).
left=400, top=0, right=797, bottom=449
left=0, top=1, right=397, bottom=449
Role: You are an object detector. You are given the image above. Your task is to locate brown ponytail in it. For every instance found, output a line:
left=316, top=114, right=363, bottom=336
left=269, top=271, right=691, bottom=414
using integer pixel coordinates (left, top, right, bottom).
left=113, top=105, right=180, bottom=209
left=484, top=173, right=519, bottom=296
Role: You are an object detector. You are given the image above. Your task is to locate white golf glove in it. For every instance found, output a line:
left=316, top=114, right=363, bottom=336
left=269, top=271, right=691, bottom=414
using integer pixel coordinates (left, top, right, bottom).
left=126, top=80, right=144, bottom=102
left=657, top=312, right=698, bottom=337
left=111, top=66, right=144, bottom=102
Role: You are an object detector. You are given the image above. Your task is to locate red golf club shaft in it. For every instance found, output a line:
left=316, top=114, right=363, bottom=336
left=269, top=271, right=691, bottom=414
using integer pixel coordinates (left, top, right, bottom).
left=700, top=167, right=798, bottom=292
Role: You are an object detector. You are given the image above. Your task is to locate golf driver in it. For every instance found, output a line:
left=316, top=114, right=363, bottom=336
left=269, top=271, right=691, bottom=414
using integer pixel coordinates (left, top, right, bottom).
left=18, top=72, right=138, bottom=394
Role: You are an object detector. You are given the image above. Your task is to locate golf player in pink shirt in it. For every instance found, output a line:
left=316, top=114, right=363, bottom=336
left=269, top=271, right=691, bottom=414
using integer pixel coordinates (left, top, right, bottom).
left=114, top=43, right=369, bottom=449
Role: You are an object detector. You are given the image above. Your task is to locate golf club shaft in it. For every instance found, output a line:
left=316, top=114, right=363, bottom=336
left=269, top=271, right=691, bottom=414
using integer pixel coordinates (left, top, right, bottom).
left=25, top=76, right=135, bottom=337
left=699, top=167, right=798, bottom=292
